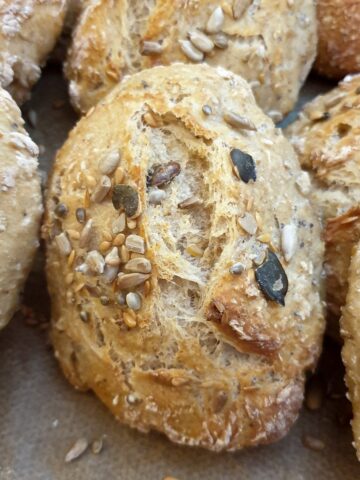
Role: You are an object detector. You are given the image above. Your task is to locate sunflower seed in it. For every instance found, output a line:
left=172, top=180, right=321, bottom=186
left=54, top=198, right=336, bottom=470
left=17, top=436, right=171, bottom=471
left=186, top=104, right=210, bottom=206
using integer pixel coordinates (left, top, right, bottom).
left=112, top=185, right=139, bottom=217
left=141, top=41, right=163, bottom=55
left=148, top=162, right=181, bottom=187
left=91, top=436, right=105, bottom=455
left=230, top=148, right=257, bottom=183
left=79, top=219, right=93, bottom=248
left=105, top=247, right=120, bottom=266
left=125, top=257, right=152, bottom=273
left=179, top=40, right=204, bottom=62
left=202, top=104, right=212, bottom=115
left=232, top=0, right=252, bottom=19
left=111, top=212, right=126, bottom=235
left=99, top=151, right=121, bottom=175
left=255, top=251, right=288, bottom=306
left=178, top=196, right=201, bottom=209
left=117, top=273, right=150, bottom=289
left=76, top=207, right=86, bottom=224
left=230, top=262, right=245, bottom=275
left=91, top=175, right=111, bottom=203
left=239, top=212, right=257, bottom=235
left=54, top=202, right=68, bottom=218
left=206, top=6, right=224, bottom=33
left=55, top=232, right=72, bottom=256
left=125, top=234, right=145, bottom=254
left=281, top=224, right=297, bottom=262
left=224, top=111, right=257, bottom=131
left=302, top=435, right=325, bottom=451
left=85, top=250, right=105, bottom=274
left=65, top=438, right=88, bottom=463
left=212, top=32, right=228, bottom=49
left=126, top=292, right=142, bottom=310
left=188, top=30, right=214, bottom=53
left=148, top=188, right=167, bottom=205
left=102, top=264, right=119, bottom=284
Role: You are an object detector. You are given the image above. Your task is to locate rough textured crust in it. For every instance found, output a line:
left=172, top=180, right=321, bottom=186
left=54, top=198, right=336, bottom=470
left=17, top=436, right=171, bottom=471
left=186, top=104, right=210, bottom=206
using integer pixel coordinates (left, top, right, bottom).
left=286, top=74, right=360, bottom=221
left=340, top=241, right=360, bottom=460
left=0, top=0, right=67, bottom=104
left=315, top=0, right=360, bottom=80
left=44, top=64, right=324, bottom=451
left=0, top=87, right=42, bottom=329
left=65, top=0, right=317, bottom=116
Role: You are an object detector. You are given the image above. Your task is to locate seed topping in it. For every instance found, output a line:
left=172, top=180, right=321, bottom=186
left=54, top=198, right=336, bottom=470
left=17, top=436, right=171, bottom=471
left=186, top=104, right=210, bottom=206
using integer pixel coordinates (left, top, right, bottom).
left=224, top=111, right=257, bottom=131
left=65, top=438, right=89, bottom=463
left=148, top=162, right=181, bottom=187
left=212, top=32, right=228, bottom=49
left=91, top=175, right=111, bottom=203
left=178, top=196, right=201, bottom=209
left=230, top=148, right=257, bottom=183
left=239, top=212, right=257, bottom=235
left=179, top=40, right=204, bottom=62
left=230, top=262, right=245, bottom=275
left=55, top=232, right=72, bottom=256
left=125, top=234, right=145, bottom=254
left=54, top=202, right=68, bottom=218
left=85, top=250, right=105, bottom=275
left=117, top=273, right=150, bottom=290
left=105, top=247, right=120, bottom=266
left=99, top=150, right=121, bottom=175
left=126, top=292, right=142, bottom=311
left=125, top=257, right=152, bottom=274
left=112, top=212, right=126, bottom=234
left=206, top=6, right=224, bottom=34
left=281, top=224, right=297, bottom=262
left=141, top=41, right=163, bottom=55
left=232, top=0, right=252, bottom=19
left=202, top=104, right=212, bottom=115
left=188, top=30, right=214, bottom=53
left=255, top=251, right=288, bottom=306
left=79, top=219, right=93, bottom=248
left=76, top=207, right=86, bottom=224
left=112, top=185, right=139, bottom=217
left=148, top=188, right=167, bottom=205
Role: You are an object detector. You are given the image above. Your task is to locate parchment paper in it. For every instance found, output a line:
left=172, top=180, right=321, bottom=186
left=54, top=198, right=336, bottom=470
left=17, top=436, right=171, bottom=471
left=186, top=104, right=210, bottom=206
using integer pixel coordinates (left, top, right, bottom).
left=1, top=66, right=360, bottom=480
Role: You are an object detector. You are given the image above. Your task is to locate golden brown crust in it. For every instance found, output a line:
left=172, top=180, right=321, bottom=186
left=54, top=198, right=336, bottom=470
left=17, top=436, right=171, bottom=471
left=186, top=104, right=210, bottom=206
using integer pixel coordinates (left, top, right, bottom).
left=66, top=0, right=317, bottom=115
left=340, top=241, right=360, bottom=460
left=0, top=87, right=42, bottom=329
left=0, top=0, right=67, bottom=103
left=315, top=0, right=360, bottom=79
left=44, top=64, right=324, bottom=451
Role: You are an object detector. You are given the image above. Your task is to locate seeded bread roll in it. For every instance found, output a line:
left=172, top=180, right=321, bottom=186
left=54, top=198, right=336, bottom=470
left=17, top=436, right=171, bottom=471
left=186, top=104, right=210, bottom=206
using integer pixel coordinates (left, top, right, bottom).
left=315, top=0, right=360, bottom=80
left=44, top=64, right=324, bottom=451
left=0, top=0, right=67, bottom=104
left=286, top=75, right=360, bottom=327
left=65, top=0, right=317, bottom=116
left=340, top=241, right=360, bottom=460
left=0, top=87, right=42, bottom=329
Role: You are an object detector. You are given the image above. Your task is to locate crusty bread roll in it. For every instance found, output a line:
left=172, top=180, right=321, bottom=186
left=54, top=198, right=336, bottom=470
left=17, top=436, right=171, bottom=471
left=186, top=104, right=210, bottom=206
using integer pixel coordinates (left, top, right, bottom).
left=286, top=75, right=360, bottom=326
left=65, top=0, right=317, bottom=116
left=0, top=87, right=42, bottom=330
left=0, top=0, right=67, bottom=104
left=340, top=241, right=360, bottom=460
left=315, top=0, right=360, bottom=79
left=44, top=64, right=324, bottom=451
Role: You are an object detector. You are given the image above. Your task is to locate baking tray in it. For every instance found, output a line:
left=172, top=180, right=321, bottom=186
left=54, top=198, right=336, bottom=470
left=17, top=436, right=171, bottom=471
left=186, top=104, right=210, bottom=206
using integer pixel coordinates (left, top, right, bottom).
left=1, top=66, right=359, bottom=480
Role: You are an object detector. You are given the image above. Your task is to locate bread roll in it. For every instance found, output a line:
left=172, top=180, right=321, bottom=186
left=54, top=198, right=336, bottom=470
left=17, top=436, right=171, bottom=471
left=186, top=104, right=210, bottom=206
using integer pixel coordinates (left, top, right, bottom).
left=287, top=75, right=360, bottom=327
left=65, top=0, right=317, bottom=116
left=0, top=0, right=67, bottom=103
left=315, top=0, right=360, bottom=79
left=44, top=64, right=324, bottom=451
left=0, top=87, right=42, bottom=329
left=340, top=241, right=360, bottom=460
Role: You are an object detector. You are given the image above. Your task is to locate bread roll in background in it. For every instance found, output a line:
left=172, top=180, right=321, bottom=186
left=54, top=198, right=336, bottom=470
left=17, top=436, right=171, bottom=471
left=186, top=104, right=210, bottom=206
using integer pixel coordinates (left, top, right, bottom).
left=0, top=87, right=42, bottom=330
left=44, top=64, right=324, bottom=451
left=65, top=0, right=317, bottom=117
left=0, top=0, right=67, bottom=104
left=286, top=74, right=360, bottom=328
left=315, top=0, right=360, bottom=80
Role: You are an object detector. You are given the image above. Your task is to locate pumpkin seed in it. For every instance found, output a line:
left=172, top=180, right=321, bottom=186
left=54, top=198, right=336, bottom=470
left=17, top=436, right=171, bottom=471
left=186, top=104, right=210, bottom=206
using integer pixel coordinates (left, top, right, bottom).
left=91, top=175, right=111, bottom=203
left=112, top=185, right=139, bottom=217
left=224, top=111, right=257, bottom=131
left=148, top=162, right=181, bottom=187
left=125, top=234, right=145, bottom=254
left=76, top=207, right=86, bottom=224
left=188, top=30, right=214, bottom=53
left=54, top=202, right=68, bottom=218
left=99, top=151, right=121, bottom=175
left=126, top=292, right=142, bottom=311
left=125, top=257, right=152, bottom=274
left=55, top=232, right=72, bottom=256
left=179, top=40, right=204, bottom=62
left=117, top=273, right=150, bottom=289
left=141, top=41, right=163, bottom=55
left=230, top=148, right=257, bottom=183
left=255, top=251, right=288, bottom=306
left=206, top=6, right=224, bottom=34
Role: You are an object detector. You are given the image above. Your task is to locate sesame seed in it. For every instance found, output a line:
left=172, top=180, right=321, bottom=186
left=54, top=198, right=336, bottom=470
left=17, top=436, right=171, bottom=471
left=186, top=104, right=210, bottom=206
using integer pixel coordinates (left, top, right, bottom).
left=202, top=104, right=212, bottom=115
left=188, top=30, right=214, bottom=53
left=99, top=151, right=121, bottom=175
left=91, top=175, right=111, bottom=203
left=223, top=111, right=257, bottom=131
left=179, top=40, right=204, bottom=62
left=65, top=438, right=88, bottom=463
left=281, top=224, right=297, bottom=262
